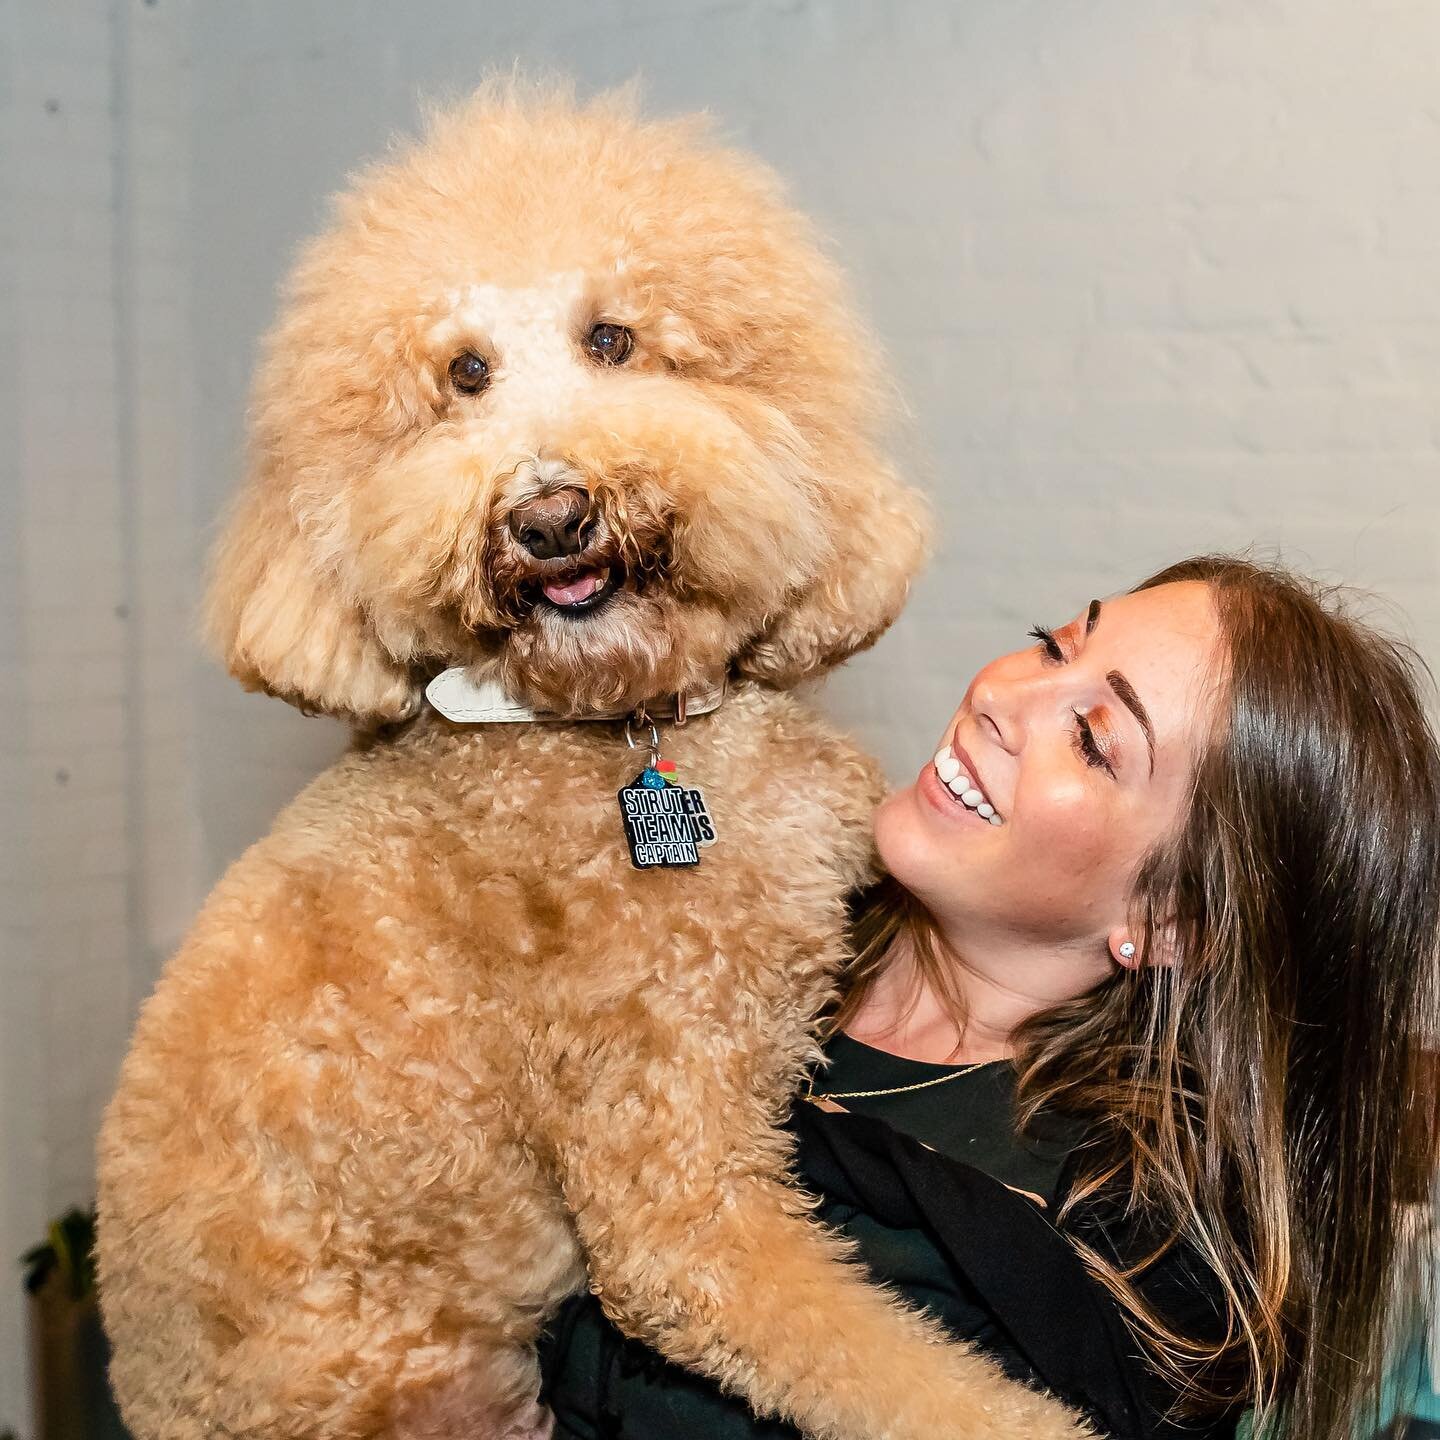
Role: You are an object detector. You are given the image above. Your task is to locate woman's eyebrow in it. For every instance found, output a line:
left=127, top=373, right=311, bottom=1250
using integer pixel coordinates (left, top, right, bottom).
left=1106, top=670, right=1155, bottom=775
left=1081, top=601, right=1154, bottom=774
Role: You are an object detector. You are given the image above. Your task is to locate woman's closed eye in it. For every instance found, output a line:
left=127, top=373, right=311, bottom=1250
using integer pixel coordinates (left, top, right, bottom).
left=1028, top=624, right=1120, bottom=779
left=1071, top=708, right=1117, bottom=778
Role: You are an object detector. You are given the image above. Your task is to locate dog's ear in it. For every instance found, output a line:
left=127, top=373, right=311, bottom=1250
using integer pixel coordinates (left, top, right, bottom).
left=736, top=452, right=932, bottom=688
left=203, top=468, right=421, bottom=724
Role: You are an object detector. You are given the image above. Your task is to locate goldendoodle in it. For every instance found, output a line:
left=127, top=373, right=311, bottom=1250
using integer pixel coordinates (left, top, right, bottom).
left=96, top=79, right=1084, bottom=1440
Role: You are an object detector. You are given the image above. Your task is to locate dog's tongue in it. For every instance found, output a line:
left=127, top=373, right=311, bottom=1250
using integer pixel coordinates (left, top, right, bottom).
left=542, top=570, right=602, bottom=606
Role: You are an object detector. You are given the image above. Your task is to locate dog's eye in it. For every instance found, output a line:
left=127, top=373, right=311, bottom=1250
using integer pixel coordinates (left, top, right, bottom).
left=448, top=351, right=490, bottom=395
left=585, top=323, right=634, bottom=366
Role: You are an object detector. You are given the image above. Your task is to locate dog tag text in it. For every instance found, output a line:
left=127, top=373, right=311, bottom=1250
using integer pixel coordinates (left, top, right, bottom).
left=618, top=767, right=718, bottom=869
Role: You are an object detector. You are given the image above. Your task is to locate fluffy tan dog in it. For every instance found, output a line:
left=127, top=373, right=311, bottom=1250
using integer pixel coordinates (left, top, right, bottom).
left=96, top=80, right=1083, bottom=1440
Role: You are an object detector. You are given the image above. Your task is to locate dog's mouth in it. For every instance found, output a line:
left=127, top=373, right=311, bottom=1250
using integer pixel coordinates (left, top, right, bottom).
left=529, top=564, right=623, bottom=616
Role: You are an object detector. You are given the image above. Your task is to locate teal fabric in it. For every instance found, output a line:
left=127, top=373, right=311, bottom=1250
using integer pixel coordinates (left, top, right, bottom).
left=1231, top=1298, right=1438, bottom=1439
left=1377, top=1320, right=1440, bottom=1432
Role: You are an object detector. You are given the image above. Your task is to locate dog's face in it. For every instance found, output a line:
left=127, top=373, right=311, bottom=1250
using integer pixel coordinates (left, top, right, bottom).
left=208, top=84, right=929, bottom=722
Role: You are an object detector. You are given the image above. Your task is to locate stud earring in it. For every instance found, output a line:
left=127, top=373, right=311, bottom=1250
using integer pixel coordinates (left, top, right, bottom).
left=1118, top=941, right=1136, bottom=960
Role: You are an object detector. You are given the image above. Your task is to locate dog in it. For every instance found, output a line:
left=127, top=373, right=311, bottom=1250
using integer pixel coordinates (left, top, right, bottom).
left=96, top=79, right=1085, bottom=1440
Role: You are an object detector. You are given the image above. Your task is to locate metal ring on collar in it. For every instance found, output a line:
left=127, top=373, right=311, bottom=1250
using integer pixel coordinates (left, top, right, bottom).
left=624, top=710, right=662, bottom=769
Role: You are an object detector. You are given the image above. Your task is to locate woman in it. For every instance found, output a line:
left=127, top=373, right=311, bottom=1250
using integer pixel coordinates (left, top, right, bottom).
left=539, top=555, right=1440, bottom=1440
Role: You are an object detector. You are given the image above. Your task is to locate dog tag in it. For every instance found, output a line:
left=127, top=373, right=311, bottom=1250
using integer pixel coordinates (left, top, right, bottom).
left=617, top=761, right=718, bottom=869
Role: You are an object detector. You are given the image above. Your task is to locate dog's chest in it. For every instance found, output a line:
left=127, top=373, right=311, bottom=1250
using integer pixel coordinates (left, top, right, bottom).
left=386, top=690, right=875, bottom=909
left=301, top=689, right=883, bottom=1039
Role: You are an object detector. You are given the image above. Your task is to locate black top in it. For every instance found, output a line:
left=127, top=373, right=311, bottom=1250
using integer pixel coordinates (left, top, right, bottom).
left=538, top=1034, right=1241, bottom=1440
left=816, top=1033, right=1084, bottom=1201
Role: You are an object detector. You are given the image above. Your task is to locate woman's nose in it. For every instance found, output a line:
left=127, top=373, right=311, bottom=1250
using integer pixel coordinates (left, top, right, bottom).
left=969, top=671, right=1025, bottom=756
left=970, top=652, right=1059, bottom=755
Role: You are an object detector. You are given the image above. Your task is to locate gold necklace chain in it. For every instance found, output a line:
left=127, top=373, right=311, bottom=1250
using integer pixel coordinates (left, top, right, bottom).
left=807, top=1059, right=990, bottom=1102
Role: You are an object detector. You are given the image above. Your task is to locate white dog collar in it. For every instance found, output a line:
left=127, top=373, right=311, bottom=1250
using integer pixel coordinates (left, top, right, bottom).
left=424, top=667, right=727, bottom=726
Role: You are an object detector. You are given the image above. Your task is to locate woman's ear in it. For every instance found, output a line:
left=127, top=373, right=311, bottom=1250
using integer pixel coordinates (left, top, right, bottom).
left=735, top=449, right=932, bottom=687
left=203, top=469, right=421, bottom=724
left=1108, top=922, right=1180, bottom=970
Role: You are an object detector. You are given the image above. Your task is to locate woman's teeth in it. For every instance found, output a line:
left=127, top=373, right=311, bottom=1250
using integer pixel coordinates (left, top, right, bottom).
left=933, top=746, right=1003, bottom=825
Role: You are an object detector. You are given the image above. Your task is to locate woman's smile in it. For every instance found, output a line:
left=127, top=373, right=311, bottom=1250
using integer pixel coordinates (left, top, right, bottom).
left=917, top=753, right=997, bottom=826
left=923, top=740, right=1004, bottom=823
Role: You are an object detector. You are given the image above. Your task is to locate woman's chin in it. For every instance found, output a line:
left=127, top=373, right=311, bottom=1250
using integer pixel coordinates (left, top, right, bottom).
left=876, top=784, right=956, bottom=886
left=875, top=771, right=1004, bottom=908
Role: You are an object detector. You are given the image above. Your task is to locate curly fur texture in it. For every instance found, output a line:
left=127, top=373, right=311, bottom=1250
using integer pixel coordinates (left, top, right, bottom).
left=96, top=78, right=1087, bottom=1440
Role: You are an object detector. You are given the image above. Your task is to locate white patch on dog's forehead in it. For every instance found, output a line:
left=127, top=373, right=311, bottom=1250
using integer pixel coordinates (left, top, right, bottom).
left=437, top=271, right=586, bottom=339
left=428, top=271, right=598, bottom=424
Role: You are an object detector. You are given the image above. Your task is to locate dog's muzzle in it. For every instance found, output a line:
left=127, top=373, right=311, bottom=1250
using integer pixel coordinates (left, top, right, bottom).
left=502, top=485, right=623, bottom=615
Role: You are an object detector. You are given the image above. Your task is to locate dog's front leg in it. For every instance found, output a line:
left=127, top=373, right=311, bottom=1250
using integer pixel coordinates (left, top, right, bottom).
left=551, top=1090, right=1089, bottom=1440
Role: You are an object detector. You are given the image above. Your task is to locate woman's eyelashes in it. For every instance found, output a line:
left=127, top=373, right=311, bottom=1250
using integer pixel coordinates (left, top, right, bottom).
left=1071, top=708, right=1117, bottom=777
left=1027, top=623, right=1065, bottom=664
left=1026, top=625, right=1120, bottom=778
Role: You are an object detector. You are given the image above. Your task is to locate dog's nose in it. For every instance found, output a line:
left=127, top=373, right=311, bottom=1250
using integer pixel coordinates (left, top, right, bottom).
left=508, top=487, right=594, bottom=561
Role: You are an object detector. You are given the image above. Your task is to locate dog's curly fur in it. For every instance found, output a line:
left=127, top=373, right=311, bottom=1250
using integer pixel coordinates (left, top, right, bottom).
left=96, top=79, right=1088, bottom=1440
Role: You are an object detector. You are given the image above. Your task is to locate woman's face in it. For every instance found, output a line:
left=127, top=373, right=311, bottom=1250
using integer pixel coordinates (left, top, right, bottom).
left=874, top=580, right=1222, bottom=959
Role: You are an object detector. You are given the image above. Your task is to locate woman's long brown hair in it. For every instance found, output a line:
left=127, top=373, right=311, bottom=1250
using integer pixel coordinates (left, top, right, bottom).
left=835, top=555, right=1440, bottom=1440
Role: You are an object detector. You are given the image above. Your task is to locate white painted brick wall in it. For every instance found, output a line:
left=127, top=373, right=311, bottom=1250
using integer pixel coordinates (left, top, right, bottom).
left=0, top=0, right=34, bottom=1425
left=1, top=1, right=196, bottom=1432
left=7, top=0, right=1440, bottom=1430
